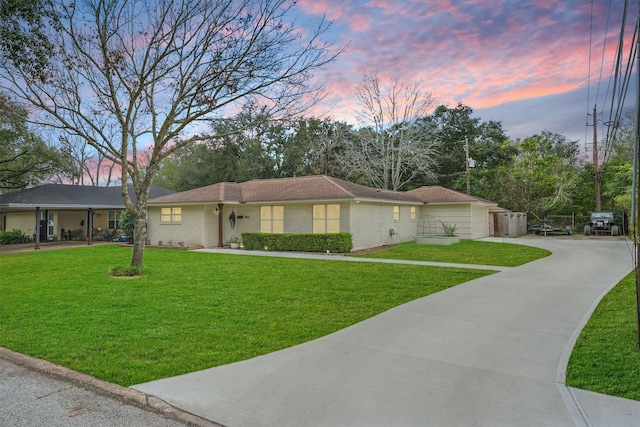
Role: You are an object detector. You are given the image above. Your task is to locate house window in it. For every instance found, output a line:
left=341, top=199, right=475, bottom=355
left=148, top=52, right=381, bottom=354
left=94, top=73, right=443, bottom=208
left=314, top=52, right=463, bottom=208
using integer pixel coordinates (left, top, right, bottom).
left=261, top=206, right=284, bottom=233
left=313, top=204, right=340, bottom=233
left=161, top=207, right=182, bottom=223
left=393, top=206, right=400, bottom=221
left=411, top=207, right=417, bottom=221
left=47, top=211, right=55, bottom=238
left=108, top=210, right=122, bottom=229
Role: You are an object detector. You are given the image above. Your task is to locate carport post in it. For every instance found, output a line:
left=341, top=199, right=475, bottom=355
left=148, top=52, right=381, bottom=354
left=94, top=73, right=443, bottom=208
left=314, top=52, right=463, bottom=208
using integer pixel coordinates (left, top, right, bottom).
left=88, top=208, right=93, bottom=245
left=217, top=203, right=224, bottom=248
left=34, top=207, right=40, bottom=250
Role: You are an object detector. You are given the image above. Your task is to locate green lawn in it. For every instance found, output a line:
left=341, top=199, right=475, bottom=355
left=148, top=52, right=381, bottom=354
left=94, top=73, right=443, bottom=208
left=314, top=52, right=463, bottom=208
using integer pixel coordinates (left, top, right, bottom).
left=353, top=240, right=551, bottom=266
left=566, top=271, right=640, bottom=401
left=0, top=245, right=494, bottom=386
left=8, top=241, right=630, bottom=398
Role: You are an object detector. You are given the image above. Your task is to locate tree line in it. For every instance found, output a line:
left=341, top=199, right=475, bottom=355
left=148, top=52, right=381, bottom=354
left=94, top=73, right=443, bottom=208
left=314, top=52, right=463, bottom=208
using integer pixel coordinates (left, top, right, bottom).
left=2, top=90, right=634, bottom=225
left=153, top=102, right=634, bottom=224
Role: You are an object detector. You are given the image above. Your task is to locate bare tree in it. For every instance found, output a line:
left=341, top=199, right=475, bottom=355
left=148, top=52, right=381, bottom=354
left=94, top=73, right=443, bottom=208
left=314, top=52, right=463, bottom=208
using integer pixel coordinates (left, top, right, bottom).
left=58, top=135, right=116, bottom=186
left=1, top=0, right=340, bottom=269
left=343, top=72, right=439, bottom=190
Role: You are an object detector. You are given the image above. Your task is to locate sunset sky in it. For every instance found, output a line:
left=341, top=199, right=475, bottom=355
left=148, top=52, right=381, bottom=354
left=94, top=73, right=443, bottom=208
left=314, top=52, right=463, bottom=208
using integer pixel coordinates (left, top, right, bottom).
left=296, top=0, right=637, bottom=147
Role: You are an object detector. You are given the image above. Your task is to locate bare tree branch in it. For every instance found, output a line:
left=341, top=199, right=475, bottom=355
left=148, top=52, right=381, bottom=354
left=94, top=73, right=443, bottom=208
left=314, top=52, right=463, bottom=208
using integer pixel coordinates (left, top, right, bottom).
left=342, top=72, right=439, bottom=190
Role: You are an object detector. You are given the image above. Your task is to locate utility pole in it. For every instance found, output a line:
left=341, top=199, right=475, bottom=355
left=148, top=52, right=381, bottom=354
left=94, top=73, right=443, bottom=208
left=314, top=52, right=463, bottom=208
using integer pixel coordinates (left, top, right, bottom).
left=465, top=137, right=470, bottom=195
left=593, top=106, right=601, bottom=212
left=635, top=0, right=640, bottom=350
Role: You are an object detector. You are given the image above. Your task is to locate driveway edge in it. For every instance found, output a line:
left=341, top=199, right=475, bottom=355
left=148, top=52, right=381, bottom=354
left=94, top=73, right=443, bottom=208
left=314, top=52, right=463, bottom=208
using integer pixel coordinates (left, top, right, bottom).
left=553, top=269, right=631, bottom=427
left=0, top=347, right=224, bottom=427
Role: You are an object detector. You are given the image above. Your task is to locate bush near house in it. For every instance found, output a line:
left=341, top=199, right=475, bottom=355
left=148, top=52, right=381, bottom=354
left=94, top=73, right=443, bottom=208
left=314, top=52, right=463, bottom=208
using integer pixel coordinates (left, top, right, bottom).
left=0, top=229, right=30, bottom=245
left=242, top=232, right=353, bottom=253
left=118, top=211, right=135, bottom=244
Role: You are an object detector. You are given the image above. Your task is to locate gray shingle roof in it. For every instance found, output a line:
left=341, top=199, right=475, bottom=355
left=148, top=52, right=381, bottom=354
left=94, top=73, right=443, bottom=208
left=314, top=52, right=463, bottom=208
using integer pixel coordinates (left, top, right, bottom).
left=0, top=184, right=174, bottom=209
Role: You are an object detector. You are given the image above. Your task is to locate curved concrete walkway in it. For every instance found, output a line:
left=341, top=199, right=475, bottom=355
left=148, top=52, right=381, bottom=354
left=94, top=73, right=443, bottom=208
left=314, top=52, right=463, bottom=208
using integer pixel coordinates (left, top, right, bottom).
left=133, top=237, right=640, bottom=427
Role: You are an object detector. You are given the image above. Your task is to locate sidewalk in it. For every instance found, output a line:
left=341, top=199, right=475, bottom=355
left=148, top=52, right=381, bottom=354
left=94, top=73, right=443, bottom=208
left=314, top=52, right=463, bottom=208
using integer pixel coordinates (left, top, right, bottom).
left=194, top=246, right=512, bottom=271
left=133, top=237, right=640, bottom=427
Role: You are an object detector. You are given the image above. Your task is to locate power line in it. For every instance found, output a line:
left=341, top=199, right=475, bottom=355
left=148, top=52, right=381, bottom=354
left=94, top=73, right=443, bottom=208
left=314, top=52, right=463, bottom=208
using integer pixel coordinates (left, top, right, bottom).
left=594, top=0, right=614, bottom=108
left=585, top=0, right=594, bottom=149
left=604, top=20, right=637, bottom=163
left=603, top=0, right=637, bottom=163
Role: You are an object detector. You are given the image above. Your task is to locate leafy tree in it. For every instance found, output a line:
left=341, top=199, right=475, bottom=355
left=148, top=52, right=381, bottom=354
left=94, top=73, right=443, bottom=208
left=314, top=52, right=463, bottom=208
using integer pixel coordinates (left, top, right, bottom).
left=308, top=120, right=355, bottom=179
left=598, top=110, right=635, bottom=229
left=278, top=118, right=352, bottom=178
left=118, top=210, right=135, bottom=245
left=496, top=131, right=581, bottom=217
left=1, top=0, right=340, bottom=269
left=422, top=103, right=513, bottom=193
left=602, top=162, right=633, bottom=210
left=155, top=142, right=240, bottom=191
left=570, top=163, right=598, bottom=217
left=0, top=0, right=53, bottom=82
left=157, top=116, right=354, bottom=190
left=0, top=94, right=68, bottom=190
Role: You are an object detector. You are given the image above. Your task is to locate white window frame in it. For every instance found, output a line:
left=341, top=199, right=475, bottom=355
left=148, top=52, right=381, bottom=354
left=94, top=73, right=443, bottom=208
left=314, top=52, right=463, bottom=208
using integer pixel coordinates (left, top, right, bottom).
left=108, top=210, right=122, bottom=229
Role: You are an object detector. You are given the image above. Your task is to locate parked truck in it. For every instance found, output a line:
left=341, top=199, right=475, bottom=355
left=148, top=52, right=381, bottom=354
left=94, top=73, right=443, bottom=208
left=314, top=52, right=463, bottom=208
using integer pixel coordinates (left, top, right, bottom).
left=584, top=212, right=619, bottom=236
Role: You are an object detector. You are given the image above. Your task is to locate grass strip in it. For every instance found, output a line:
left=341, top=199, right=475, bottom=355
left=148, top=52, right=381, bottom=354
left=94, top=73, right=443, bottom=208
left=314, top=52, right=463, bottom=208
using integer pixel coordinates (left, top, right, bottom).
left=0, top=245, right=493, bottom=386
left=353, top=240, right=550, bottom=267
left=566, top=271, right=640, bottom=401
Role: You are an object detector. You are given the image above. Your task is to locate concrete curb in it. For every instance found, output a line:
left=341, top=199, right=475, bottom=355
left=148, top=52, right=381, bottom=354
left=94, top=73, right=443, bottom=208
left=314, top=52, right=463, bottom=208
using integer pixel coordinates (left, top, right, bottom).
left=0, top=347, right=224, bottom=427
left=553, top=264, right=634, bottom=427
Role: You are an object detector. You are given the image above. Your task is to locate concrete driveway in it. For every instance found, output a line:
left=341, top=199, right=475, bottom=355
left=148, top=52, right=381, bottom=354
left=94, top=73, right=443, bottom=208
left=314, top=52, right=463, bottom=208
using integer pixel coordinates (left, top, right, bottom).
left=133, top=237, right=640, bottom=427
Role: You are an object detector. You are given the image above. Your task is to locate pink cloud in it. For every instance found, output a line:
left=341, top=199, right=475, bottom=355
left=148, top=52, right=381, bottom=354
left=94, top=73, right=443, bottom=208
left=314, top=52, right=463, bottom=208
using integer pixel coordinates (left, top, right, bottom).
left=298, top=0, right=634, bottom=127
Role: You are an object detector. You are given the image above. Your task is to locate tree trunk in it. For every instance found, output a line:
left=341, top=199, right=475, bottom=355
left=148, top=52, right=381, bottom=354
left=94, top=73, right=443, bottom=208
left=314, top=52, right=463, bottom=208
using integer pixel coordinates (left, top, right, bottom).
left=130, top=203, right=148, bottom=269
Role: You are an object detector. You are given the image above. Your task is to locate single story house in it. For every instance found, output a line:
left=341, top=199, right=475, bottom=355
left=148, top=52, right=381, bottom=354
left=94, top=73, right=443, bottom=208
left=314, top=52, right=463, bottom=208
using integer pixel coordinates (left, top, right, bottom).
left=1, top=177, right=517, bottom=252
left=146, top=175, right=503, bottom=251
left=0, top=184, right=174, bottom=246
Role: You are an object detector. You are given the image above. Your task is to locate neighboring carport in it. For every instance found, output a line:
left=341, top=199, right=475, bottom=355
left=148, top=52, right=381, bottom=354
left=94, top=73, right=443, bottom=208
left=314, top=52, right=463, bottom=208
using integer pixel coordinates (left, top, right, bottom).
left=0, top=184, right=174, bottom=250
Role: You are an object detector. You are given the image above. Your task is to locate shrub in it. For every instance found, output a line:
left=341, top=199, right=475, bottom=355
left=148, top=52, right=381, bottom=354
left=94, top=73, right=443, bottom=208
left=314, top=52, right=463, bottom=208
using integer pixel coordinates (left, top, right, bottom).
left=118, top=210, right=135, bottom=244
left=242, top=232, right=352, bottom=253
left=0, top=229, right=30, bottom=244
left=439, top=221, right=457, bottom=237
